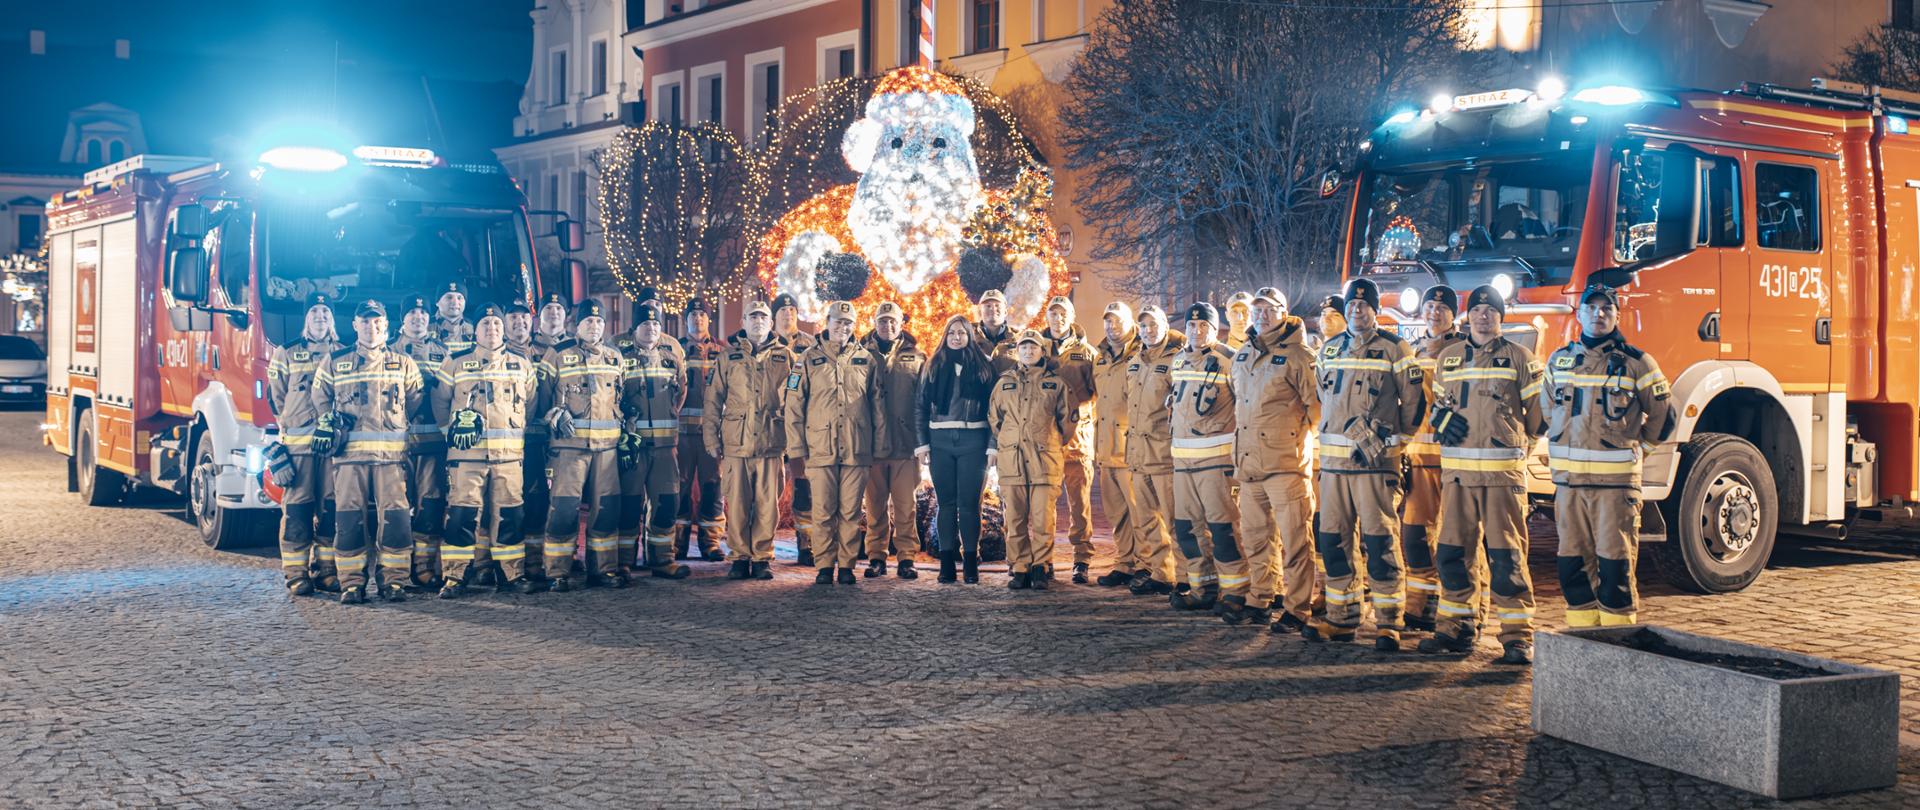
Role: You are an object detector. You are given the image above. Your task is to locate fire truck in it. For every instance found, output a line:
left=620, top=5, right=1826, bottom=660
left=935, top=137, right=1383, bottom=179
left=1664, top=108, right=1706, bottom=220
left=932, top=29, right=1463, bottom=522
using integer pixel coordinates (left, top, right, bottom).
left=1342, top=78, right=1920, bottom=593
left=43, top=145, right=587, bottom=549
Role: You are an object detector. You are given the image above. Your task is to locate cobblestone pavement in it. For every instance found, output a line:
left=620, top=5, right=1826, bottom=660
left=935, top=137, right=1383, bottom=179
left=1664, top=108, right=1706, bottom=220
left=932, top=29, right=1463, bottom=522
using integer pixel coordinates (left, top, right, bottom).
left=0, top=409, right=1915, bottom=809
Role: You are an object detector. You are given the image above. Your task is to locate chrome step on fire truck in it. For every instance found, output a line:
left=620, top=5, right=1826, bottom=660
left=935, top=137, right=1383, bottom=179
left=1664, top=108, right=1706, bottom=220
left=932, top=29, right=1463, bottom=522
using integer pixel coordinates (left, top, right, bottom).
left=43, top=146, right=587, bottom=549
left=1340, top=77, right=1920, bottom=593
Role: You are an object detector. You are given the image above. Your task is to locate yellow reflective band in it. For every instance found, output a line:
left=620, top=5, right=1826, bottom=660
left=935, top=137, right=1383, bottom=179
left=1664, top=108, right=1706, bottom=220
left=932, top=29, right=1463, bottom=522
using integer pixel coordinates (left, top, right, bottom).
left=587, top=540, right=617, bottom=552
left=1406, top=579, right=1440, bottom=592
left=1635, top=371, right=1666, bottom=390
left=1170, top=371, right=1223, bottom=382
left=412, top=542, right=433, bottom=552
left=1218, top=574, right=1249, bottom=586
left=1371, top=594, right=1404, bottom=605
left=280, top=435, right=315, bottom=447
left=327, top=371, right=411, bottom=386
left=379, top=552, right=410, bottom=566
left=1497, top=610, right=1534, bottom=622
left=617, top=538, right=638, bottom=548
left=1440, top=456, right=1528, bottom=472
left=316, top=549, right=338, bottom=561
left=280, top=552, right=309, bottom=565
left=1520, top=382, right=1542, bottom=399
left=344, top=441, right=408, bottom=452
left=1437, top=600, right=1475, bottom=616
left=440, top=548, right=476, bottom=561
left=453, top=371, right=530, bottom=384
left=1548, top=458, right=1639, bottom=474
left=1322, top=358, right=1392, bottom=372
left=1439, top=367, right=1517, bottom=383
left=491, top=546, right=527, bottom=561
left=1392, top=356, right=1419, bottom=374
left=557, top=367, right=621, bottom=379
left=336, top=553, right=367, bottom=565
left=1565, top=609, right=1602, bottom=628
left=1599, top=612, right=1638, bottom=626
left=625, top=368, right=677, bottom=379
left=1170, top=443, right=1233, bottom=459
left=1325, top=588, right=1363, bottom=605
left=571, top=428, right=621, bottom=440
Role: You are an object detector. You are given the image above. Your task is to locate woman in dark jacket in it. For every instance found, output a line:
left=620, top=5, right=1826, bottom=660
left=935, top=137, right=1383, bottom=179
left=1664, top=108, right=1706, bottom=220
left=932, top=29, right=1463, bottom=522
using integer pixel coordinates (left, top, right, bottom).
left=915, top=314, right=997, bottom=583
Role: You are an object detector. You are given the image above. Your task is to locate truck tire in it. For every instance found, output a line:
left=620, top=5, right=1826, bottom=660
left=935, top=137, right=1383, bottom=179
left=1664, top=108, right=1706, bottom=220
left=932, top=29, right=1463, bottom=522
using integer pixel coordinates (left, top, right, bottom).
left=1649, top=432, right=1777, bottom=593
left=187, top=435, right=276, bottom=550
left=77, top=409, right=126, bottom=506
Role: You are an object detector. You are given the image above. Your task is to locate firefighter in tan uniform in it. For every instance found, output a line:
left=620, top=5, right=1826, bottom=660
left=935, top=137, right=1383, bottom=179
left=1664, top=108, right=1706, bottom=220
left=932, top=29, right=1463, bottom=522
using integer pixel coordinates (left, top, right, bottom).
left=772, top=293, right=819, bottom=567
left=269, top=292, right=343, bottom=595
left=1230, top=288, right=1320, bottom=630
left=1415, top=285, right=1546, bottom=664
left=1402, top=285, right=1465, bottom=630
left=431, top=302, right=539, bottom=596
left=1307, top=278, right=1424, bottom=650
left=1091, top=302, right=1141, bottom=587
left=974, top=289, right=1020, bottom=375
left=1167, top=303, right=1235, bottom=612
left=862, top=301, right=925, bottom=579
left=536, top=300, right=628, bottom=591
left=675, top=299, right=729, bottom=561
left=786, top=300, right=878, bottom=585
left=508, top=294, right=569, bottom=582
left=1223, top=291, right=1254, bottom=351
left=432, top=282, right=475, bottom=353
left=394, top=295, right=452, bottom=588
left=1039, top=296, right=1097, bottom=583
left=312, top=299, right=425, bottom=604
left=708, top=301, right=793, bottom=581
left=990, top=329, right=1075, bottom=591
left=1122, top=305, right=1184, bottom=596
left=619, top=302, right=692, bottom=579
left=1548, top=282, right=1675, bottom=629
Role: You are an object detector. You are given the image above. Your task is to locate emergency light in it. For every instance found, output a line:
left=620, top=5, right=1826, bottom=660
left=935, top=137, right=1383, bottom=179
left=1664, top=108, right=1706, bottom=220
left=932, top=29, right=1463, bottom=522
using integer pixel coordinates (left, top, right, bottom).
left=257, top=146, right=348, bottom=173
left=1570, top=85, right=1648, bottom=106
left=1890, top=116, right=1910, bottom=135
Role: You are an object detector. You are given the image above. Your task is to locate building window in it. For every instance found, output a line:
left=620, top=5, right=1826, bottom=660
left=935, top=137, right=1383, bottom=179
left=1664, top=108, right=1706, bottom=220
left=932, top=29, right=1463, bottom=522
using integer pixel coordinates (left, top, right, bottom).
left=669, top=84, right=683, bottom=124
left=591, top=40, right=608, bottom=96
left=18, top=213, right=43, bottom=252
left=551, top=49, right=569, bottom=104
left=1465, top=0, right=1538, bottom=51
left=108, top=140, right=124, bottom=163
left=748, top=51, right=784, bottom=147
left=831, top=46, right=855, bottom=79
left=547, top=174, right=561, bottom=211
left=971, top=0, right=1000, bottom=53
left=1898, top=0, right=1919, bottom=31
left=1755, top=163, right=1820, bottom=252
left=703, top=74, right=723, bottom=124
left=574, top=170, right=589, bottom=223
left=902, top=0, right=923, bottom=64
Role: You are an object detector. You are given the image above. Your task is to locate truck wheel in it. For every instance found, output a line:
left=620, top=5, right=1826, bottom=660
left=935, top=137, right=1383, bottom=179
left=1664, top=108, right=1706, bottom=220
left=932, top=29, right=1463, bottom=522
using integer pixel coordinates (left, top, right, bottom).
left=77, top=409, right=126, bottom=506
left=1649, top=432, right=1777, bottom=593
left=187, top=436, right=275, bottom=550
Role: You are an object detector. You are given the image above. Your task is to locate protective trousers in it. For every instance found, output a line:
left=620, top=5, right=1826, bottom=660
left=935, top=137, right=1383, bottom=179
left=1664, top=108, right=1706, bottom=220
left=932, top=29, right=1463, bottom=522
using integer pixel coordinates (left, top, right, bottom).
left=1436, top=483, right=1535, bottom=644
left=864, top=458, right=920, bottom=563
left=1315, top=472, right=1406, bottom=634
left=333, top=462, right=412, bottom=591
left=1003, top=482, right=1059, bottom=574
left=1097, top=465, right=1136, bottom=574
left=545, top=448, right=621, bottom=578
left=676, top=441, right=725, bottom=556
left=1127, top=471, right=1178, bottom=584
left=278, top=454, right=337, bottom=584
left=521, top=439, right=550, bottom=578
left=1171, top=469, right=1229, bottom=590
left=444, top=462, right=526, bottom=583
left=806, top=465, right=869, bottom=570
left=1238, top=472, right=1318, bottom=619
left=1402, top=463, right=1443, bottom=625
left=407, top=451, right=448, bottom=585
left=1555, top=487, right=1641, bottom=627
left=722, top=456, right=783, bottom=563
left=1059, top=455, right=1094, bottom=565
left=785, top=456, right=813, bottom=554
left=928, top=428, right=988, bottom=557
left=620, top=447, right=680, bottom=570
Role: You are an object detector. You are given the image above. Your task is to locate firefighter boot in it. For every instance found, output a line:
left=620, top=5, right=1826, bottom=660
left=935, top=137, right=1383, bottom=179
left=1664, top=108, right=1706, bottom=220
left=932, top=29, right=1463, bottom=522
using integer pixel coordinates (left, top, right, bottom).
left=287, top=577, right=314, bottom=597
left=865, top=558, right=887, bottom=578
left=339, top=585, right=368, bottom=605
left=1498, top=640, right=1534, bottom=666
left=380, top=582, right=408, bottom=603
left=897, top=559, right=918, bottom=580
left=750, top=561, right=773, bottom=580
left=727, top=560, right=751, bottom=580
left=1271, top=612, right=1307, bottom=635
left=1216, top=594, right=1249, bottom=625
left=698, top=520, right=726, bottom=561
left=1096, top=568, right=1133, bottom=587
left=1301, top=618, right=1356, bottom=644
left=837, top=567, right=857, bottom=585
left=1417, top=631, right=1476, bottom=656
left=438, top=578, right=466, bottom=600
left=648, top=540, right=691, bottom=579
left=1374, top=629, right=1402, bottom=653
left=672, top=521, right=693, bottom=560
left=1072, top=562, right=1090, bottom=585
left=815, top=568, right=834, bottom=585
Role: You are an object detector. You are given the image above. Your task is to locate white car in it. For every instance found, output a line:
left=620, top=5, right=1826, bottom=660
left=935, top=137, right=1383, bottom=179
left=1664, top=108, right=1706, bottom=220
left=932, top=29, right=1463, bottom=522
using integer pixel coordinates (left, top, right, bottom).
left=0, top=335, right=47, bottom=404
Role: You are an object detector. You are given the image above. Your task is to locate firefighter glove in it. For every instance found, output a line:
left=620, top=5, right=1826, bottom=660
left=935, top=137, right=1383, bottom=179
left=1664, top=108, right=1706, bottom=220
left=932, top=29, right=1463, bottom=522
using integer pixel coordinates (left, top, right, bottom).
left=264, top=442, right=296, bottom=488
left=312, top=412, right=351, bottom=456
left=1431, top=404, right=1470, bottom=447
left=448, top=408, right=485, bottom=451
left=1344, top=420, right=1387, bottom=467
left=545, top=407, right=576, bottom=439
left=617, top=429, right=642, bottom=471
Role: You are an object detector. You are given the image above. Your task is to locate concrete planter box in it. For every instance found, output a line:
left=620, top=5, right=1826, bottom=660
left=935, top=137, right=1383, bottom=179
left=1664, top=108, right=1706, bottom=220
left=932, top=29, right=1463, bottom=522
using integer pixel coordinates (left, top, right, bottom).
left=1532, top=626, right=1899, bottom=799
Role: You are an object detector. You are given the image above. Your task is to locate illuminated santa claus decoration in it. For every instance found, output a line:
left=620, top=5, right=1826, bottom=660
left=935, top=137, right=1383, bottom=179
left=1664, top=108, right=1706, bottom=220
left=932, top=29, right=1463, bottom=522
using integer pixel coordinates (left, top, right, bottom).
left=757, top=66, right=1070, bottom=343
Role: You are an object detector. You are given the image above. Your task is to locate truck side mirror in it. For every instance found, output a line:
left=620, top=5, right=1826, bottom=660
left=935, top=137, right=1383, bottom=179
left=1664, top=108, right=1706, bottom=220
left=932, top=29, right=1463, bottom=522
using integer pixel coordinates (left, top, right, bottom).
left=172, top=204, right=207, bottom=241
left=1654, top=147, right=1700, bottom=260
left=558, top=220, right=585, bottom=253
left=565, top=258, right=589, bottom=304
left=168, top=247, right=208, bottom=305
left=1592, top=266, right=1637, bottom=289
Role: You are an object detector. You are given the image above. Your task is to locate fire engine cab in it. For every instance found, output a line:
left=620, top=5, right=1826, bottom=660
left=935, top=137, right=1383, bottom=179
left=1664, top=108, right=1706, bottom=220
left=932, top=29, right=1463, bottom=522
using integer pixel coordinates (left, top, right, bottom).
left=1344, top=78, right=1920, bottom=593
left=42, top=145, right=585, bottom=549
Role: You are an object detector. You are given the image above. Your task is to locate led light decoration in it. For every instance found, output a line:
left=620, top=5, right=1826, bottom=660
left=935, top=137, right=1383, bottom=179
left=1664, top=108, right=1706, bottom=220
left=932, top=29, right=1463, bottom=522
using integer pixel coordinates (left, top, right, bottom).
left=755, top=66, right=1070, bottom=344
left=599, top=121, right=767, bottom=312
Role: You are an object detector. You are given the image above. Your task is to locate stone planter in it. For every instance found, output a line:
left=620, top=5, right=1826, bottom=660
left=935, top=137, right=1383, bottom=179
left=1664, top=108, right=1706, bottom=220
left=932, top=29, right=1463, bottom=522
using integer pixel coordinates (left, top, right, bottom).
left=1533, top=625, right=1899, bottom=799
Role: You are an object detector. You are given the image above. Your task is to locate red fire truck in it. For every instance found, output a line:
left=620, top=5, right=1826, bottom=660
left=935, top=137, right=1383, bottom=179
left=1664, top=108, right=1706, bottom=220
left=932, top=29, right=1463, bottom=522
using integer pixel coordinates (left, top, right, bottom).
left=43, top=146, right=586, bottom=549
left=1343, top=78, right=1920, bottom=593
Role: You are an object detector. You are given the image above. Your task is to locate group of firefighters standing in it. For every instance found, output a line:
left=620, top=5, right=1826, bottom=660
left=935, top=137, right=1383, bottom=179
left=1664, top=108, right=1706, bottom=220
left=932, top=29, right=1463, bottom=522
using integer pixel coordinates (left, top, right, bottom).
left=262, top=272, right=1673, bottom=665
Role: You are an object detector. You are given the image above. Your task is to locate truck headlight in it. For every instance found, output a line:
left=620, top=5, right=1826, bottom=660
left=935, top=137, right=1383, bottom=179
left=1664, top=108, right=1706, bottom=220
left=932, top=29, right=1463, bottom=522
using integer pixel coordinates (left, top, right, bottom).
left=245, top=445, right=265, bottom=475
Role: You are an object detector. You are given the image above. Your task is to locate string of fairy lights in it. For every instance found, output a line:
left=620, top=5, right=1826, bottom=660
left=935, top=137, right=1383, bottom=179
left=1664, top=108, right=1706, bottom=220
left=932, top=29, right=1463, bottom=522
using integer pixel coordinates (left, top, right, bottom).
left=598, top=121, right=768, bottom=312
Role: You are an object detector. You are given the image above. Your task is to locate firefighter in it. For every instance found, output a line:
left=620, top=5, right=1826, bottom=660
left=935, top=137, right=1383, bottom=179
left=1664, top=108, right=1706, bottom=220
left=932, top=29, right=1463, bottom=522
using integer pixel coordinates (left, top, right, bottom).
left=1168, top=302, right=1235, bottom=612
left=1402, top=285, right=1466, bottom=631
left=1091, top=302, right=1140, bottom=587
left=268, top=292, right=344, bottom=595
left=974, top=289, right=1019, bottom=375
left=432, top=302, right=540, bottom=596
left=1229, top=287, right=1320, bottom=629
left=432, top=282, right=475, bottom=353
left=786, top=301, right=878, bottom=586
left=707, top=301, right=794, bottom=581
left=1547, top=282, right=1675, bottom=629
left=989, top=329, right=1074, bottom=591
left=1416, top=285, right=1546, bottom=664
left=676, top=299, right=729, bottom=561
left=616, top=292, right=688, bottom=366
left=394, top=294, right=452, bottom=588
left=1308, top=278, right=1423, bottom=650
left=772, top=292, right=818, bottom=567
left=1041, top=295, right=1097, bottom=583
left=514, top=293, right=570, bottom=583
left=1303, top=295, right=1346, bottom=353
left=862, top=301, right=925, bottom=579
left=1122, top=305, right=1184, bottom=596
left=619, top=302, right=692, bottom=579
left=312, top=299, right=425, bottom=605
left=1223, top=291, right=1254, bottom=351
left=536, top=300, right=628, bottom=591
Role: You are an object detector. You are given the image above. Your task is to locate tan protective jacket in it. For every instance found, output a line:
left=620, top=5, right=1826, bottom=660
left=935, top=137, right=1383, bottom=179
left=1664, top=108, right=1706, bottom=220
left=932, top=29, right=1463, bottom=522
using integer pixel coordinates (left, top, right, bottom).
left=1091, top=331, right=1139, bottom=469
left=312, top=343, right=425, bottom=463
left=536, top=338, right=626, bottom=451
left=1544, top=333, right=1676, bottom=488
left=1314, top=328, right=1422, bottom=474
left=704, top=334, right=797, bottom=460
left=1433, top=335, right=1546, bottom=487
left=432, top=344, right=537, bottom=463
left=267, top=337, right=342, bottom=455
left=1122, top=331, right=1189, bottom=475
left=785, top=337, right=878, bottom=467
left=863, top=330, right=925, bottom=460
left=622, top=339, right=688, bottom=448
left=1231, top=316, right=1319, bottom=481
left=989, top=361, right=1074, bottom=485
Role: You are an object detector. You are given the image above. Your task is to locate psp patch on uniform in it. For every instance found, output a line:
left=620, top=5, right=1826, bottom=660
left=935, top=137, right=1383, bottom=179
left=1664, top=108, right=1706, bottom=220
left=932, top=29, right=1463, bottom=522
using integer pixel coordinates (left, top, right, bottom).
left=1322, top=345, right=1339, bottom=359
left=1527, top=360, right=1544, bottom=376
left=1366, top=349, right=1384, bottom=359
left=623, top=358, right=638, bottom=368
left=1553, top=356, right=1576, bottom=369
left=1652, top=381, right=1672, bottom=399
left=1442, top=356, right=1463, bottom=369
left=385, top=361, right=401, bottom=370
left=293, top=351, right=310, bottom=361
left=462, top=360, right=481, bottom=370
left=562, top=353, right=580, bottom=364
left=335, top=361, right=354, bottom=371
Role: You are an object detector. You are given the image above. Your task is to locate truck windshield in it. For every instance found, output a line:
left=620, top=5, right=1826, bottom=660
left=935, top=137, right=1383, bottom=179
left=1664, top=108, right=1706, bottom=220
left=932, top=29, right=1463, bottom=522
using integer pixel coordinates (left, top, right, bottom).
left=259, top=200, right=533, bottom=345
left=1352, top=154, right=1591, bottom=287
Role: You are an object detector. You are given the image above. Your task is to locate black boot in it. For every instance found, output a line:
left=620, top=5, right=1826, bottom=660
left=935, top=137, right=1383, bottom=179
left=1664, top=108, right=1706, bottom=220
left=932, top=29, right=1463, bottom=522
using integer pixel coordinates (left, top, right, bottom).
left=865, top=558, right=887, bottom=578
left=549, top=576, right=572, bottom=593
left=938, top=553, right=958, bottom=584
left=1417, top=630, right=1476, bottom=655
left=438, top=579, right=465, bottom=599
left=727, top=560, right=751, bottom=580
left=962, top=553, right=979, bottom=584
left=1271, top=612, right=1307, bottom=635
left=380, top=582, right=408, bottom=603
left=1031, top=570, right=1050, bottom=591
left=339, top=585, right=368, bottom=605
left=1008, top=570, right=1030, bottom=590
left=796, top=548, right=815, bottom=567
left=1191, top=584, right=1218, bottom=610
left=1498, top=640, right=1534, bottom=666
left=287, top=577, right=314, bottom=597
left=511, top=577, right=538, bottom=594
left=1215, top=594, right=1249, bottom=625
left=815, top=568, right=834, bottom=585
left=897, top=560, right=918, bottom=580
left=750, top=561, right=773, bottom=580
left=1095, top=569, right=1132, bottom=587
left=1071, top=563, right=1089, bottom=584
left=837, top=567, right=857, bottom=585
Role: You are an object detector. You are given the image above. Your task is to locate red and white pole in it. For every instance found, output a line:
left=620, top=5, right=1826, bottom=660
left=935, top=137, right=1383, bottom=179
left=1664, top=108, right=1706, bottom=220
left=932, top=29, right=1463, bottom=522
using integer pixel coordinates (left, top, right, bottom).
left=919, top=0, right=935, bottom=68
